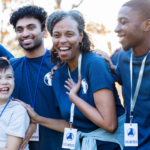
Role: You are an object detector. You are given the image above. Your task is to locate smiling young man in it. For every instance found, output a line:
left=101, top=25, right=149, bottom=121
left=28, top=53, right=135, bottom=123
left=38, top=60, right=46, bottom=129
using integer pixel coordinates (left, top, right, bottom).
left=105, top=0, right=150, bottom=149
left=9, top=5, right=64, bottom=150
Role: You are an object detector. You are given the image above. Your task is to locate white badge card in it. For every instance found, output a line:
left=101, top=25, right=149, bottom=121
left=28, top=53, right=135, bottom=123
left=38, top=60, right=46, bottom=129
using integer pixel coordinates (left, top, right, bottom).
left=124, top=123, right=138, bottom=146
left=62, top=128, right=77, bottom=149
left=30, top=124, right=39, bottom=141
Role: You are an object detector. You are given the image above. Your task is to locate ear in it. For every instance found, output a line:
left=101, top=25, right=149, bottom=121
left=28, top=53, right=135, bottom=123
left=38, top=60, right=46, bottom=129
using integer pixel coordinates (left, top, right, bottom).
left=79, top=32, right=84, bottom=42
left=143, top=19, right=150, bottom=31
left=43, top=29, right=48, bottom=38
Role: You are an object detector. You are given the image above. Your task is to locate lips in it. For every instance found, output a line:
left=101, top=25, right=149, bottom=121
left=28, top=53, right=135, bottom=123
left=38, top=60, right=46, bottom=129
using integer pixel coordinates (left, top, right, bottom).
left=117, top=34, right=125, bottom=44
left=59, top=47, right=71, bottom=56
left=0, top=87, right=9, bottom=94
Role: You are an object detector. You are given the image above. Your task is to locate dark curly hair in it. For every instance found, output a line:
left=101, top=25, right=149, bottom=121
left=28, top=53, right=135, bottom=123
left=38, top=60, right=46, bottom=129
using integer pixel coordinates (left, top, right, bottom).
left=10, top=5, right=47, bottom=31
left=47, top=10, right=94, bottom=64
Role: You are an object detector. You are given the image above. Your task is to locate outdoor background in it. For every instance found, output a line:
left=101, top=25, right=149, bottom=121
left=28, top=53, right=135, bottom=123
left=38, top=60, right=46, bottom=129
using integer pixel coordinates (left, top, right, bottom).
left=0, top=0, right=129, bottom=104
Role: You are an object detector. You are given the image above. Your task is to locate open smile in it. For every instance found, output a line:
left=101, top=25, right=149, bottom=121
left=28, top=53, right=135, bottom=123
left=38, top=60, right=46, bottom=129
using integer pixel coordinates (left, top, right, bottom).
left=0, top=87, right=9, bottom=94
left=59, top=47, right=71, bottom=56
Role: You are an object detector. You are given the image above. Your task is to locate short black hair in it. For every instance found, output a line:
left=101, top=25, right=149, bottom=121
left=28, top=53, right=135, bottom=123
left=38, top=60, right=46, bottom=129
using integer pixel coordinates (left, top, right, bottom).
left=122, top=0, right=150, bottom=20
left=47, top=10, right=94, bottom=64
left=10, top=5, right=47, bottom=31
left=0, top=57, right=13, bottom=74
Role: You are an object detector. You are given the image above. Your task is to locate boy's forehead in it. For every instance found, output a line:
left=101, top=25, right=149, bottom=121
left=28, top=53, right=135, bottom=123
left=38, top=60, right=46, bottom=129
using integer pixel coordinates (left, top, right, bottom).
left=0, top=67, right=14, bottom=75
left=16, top=17, right=41, bottom=28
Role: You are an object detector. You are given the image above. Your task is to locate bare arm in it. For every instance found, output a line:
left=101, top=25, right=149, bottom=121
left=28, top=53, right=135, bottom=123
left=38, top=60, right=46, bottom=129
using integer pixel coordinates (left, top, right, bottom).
left=0, top=135, right=22, bottom=150
left=19, top=101, right=70, bottom=133
left=19, top=122, right=37, bottom=150
left=65, top=75, right=118, bottom=134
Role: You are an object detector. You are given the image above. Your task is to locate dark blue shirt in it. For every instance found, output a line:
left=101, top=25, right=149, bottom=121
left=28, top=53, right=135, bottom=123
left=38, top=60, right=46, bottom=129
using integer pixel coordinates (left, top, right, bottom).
left=53, top=52, right=124, bottom=150
left=10, top=50, right=64, bottom=150
left=112, top=49, right=150, bottom=150
left=0, top=44, right=14, bottom=60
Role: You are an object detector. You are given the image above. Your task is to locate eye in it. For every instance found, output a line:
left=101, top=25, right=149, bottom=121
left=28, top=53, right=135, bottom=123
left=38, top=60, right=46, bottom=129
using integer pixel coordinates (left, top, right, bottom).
left=16, top=28, right=23, bottom=33
left=6, top=76, right=13, bottom=79
left=53, top=34, right=60, bottom=38
left=29, top=26, right=35, bottom=30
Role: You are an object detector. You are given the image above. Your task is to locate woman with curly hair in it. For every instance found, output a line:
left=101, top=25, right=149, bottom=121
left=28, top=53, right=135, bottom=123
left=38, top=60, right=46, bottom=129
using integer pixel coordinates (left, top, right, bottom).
left=22, top=10, right=125, bottom=150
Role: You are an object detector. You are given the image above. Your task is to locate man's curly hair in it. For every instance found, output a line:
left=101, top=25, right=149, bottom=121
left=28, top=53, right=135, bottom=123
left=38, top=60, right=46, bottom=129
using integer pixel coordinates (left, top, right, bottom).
left=47, top=10, right=94, bottom=64
left=10, top=5, right=47, bottom=31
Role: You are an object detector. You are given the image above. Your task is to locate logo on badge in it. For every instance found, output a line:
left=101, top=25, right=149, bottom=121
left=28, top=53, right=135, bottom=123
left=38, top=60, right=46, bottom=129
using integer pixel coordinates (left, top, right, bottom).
left=44, top=72, right=52, bottom=86
left=66, top=133, right=74, bottom=141
left=127, top=128, right=136, bottom=137
left=81, top=79, right=88, bottom=94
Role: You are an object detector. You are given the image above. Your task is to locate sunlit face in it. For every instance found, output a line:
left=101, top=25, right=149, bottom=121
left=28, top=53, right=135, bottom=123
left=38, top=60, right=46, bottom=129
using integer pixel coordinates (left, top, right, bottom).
left=52, top=17, right=83, bottom=62
left=0, top=68, right=14, bottom=104
left=16, top=17, right=45, bottom=51
left=115, top=6, right=144, bottom=51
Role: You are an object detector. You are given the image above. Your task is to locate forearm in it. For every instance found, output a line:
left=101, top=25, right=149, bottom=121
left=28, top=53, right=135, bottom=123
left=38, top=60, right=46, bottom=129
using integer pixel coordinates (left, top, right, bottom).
left=69, top=94, right=117, bottom=133
left=36, top=116, right=70, bottom=132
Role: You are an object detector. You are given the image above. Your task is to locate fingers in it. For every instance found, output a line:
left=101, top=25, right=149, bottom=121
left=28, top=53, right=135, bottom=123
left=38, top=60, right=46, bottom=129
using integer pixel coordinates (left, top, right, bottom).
left=20, top=138, right=28, bottom=150
left=64, top=85, right=71, bottom=91
left=110, top=47, right=122, bottom=58
left=13, top=99, right=22, bottom=103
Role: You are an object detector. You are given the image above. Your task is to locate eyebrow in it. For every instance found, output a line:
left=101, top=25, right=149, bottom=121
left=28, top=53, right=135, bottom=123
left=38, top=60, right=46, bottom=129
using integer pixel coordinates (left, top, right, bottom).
left=118, top=17, right=129, bottom=21
left=16, top=23, right=36, bottom=29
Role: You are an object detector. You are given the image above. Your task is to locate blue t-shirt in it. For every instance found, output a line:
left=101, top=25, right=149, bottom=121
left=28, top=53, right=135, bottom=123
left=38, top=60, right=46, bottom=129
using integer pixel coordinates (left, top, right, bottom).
left=10, top=50, right=65, bottom=150
left=112, top=49, right=150, bottom=150
left=53, top=52, right=124, bottom=150
left=0, top=44, right=14, bottom=60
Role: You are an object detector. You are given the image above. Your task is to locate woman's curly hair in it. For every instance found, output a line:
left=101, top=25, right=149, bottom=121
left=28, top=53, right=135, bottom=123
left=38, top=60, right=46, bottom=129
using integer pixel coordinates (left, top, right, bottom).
left=47, top=10, right=94, bottom=64
left=10, top=5, right=47, bottom=31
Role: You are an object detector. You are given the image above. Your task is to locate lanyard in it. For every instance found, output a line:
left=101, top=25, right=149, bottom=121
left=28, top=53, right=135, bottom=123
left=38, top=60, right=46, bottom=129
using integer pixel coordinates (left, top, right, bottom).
left=24, top=50, right=47, bottom=109
left=130, top=51, right=150, bottom=124
left=0, top=97, right=12, bottom=117
left=68, top=53, right=82, bottom=128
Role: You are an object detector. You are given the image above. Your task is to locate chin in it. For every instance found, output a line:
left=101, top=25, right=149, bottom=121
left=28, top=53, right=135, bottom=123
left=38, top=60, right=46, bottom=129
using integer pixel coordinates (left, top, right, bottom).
left=122, top=45, right=132, bottom=52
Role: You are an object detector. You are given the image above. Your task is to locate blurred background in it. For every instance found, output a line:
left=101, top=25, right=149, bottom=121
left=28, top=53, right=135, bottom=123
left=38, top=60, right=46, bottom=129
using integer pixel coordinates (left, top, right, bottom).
left=0, top=0, right=129, bottom=103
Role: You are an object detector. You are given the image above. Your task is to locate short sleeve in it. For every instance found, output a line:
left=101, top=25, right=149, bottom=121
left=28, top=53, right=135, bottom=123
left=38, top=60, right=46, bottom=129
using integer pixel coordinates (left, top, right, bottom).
left=88, top=56, right=115, bottom=93
left=5, top=106, right=30, bottom=138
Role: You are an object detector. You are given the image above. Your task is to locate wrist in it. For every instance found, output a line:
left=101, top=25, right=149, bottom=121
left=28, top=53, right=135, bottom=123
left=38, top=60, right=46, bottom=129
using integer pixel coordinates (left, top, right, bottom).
left=69, top=93, right=78, bottom=103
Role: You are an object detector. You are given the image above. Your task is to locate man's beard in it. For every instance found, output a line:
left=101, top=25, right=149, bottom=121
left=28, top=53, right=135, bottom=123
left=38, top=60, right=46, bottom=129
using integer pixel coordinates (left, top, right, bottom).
left=20, top=39, right=42, bottom=51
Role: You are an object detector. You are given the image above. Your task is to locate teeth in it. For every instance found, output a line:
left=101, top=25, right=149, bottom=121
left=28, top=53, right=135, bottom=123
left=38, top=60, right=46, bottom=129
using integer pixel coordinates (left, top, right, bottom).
left=24, top=39, right=31, bottom=42
left=0, top=88, right=8, bottom=91
left=60, top=47, right=69, bottom=50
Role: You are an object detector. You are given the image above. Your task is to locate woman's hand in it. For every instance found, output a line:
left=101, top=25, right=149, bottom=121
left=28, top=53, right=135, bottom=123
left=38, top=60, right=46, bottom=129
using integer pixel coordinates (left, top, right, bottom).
left=64, top=74, right=81, bottom=102
left=14, top=99, right=39, bottom=123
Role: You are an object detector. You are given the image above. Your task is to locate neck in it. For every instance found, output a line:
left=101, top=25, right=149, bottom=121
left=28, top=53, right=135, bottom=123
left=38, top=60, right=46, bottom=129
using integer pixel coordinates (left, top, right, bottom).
left=25, top=43, right=46, bottom=58
left=132, top=40, right=150, bottom=56
left=0, top=98, right=9, bottom=106
left=67, top=53, right=80, bottom=72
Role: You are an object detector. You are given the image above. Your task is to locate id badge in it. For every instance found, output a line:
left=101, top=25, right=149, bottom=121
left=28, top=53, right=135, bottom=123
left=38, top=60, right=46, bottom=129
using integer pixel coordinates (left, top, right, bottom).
left=30, top=124, right=39, bottom=141
left=62, top=128, right=77, bottom=149
left=124, top=123, right=138, bottom=146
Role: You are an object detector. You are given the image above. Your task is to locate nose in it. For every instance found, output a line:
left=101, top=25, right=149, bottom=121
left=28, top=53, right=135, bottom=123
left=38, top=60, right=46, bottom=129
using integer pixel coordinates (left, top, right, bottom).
left=60, top=35, right=67, bottom=43
left=115, top=24, right=121, bottom=33
left=22, top=28, right=30, bottom=37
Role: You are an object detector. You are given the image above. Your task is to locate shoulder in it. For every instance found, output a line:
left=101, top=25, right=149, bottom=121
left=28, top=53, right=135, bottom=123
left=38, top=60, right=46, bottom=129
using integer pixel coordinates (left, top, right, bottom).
left=83, top=51, right=106, bottom=64
left=9, top=101, right=28, bottom=114
left=83, top=51, right=110, bottom=70
left=9, top=57, right=25, bottom=69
